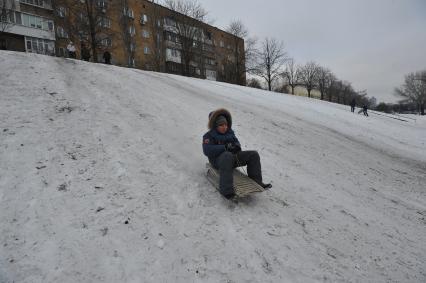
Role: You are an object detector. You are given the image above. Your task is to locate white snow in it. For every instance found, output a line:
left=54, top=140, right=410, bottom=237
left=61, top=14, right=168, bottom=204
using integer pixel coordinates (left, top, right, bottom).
left=1, top=51, right=425, bottom=283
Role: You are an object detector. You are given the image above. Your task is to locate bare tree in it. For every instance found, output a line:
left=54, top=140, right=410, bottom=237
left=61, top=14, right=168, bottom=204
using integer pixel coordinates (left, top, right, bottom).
left=53, top=0, right=118, bottom=62
left=339, top=81, right=353, bottom=105
left=226, top=20, right=256, bottom=85
left=0, top=0, right=13, bottom=30
left=118, top=0, right=136, bottom=67
left=326, top=75, right=341, bottom=102
left=317, top=66, right=333, bottom=100
left=395, top=70, right=426, bottom=115
left=282, top=58, right=299, bottom=95
left=0, top=0, right=16, bottom=47
left=247, top=77, right=263, bottom=89
left=255, top=37, right=288, bottom=91
left=326, top=73, right=337, bottom=102
left=145, top=1, right=165, bottom=71
left=298, top=61, right=320, bottom=98
left=335, top=80, right=344, bottom=104
left=163, top=0, right=208, bottom=76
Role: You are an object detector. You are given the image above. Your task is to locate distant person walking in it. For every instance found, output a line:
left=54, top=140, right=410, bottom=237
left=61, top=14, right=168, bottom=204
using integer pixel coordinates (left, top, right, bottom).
left=67, top=41, right=76, bottom=59
left=359, top=104, right=369, bottom=116
left=350, top=98, right=356, bottom=113
left=103, top=51, right=111, bottom=64
left=362, top=104, right=369, bottom=116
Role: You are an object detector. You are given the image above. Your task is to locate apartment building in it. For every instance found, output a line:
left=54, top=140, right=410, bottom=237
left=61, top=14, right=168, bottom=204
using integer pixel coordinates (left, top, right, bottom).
left=0, top=0, right=55, bottom=55
left=53, top=0, right=245, bottom=84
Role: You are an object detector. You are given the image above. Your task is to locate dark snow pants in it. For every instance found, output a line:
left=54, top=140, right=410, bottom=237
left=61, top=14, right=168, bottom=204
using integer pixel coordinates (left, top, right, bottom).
left=212, top=150, right=262, bottom=196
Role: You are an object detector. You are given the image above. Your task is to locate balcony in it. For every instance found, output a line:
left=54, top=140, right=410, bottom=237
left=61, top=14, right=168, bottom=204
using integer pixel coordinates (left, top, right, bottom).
left=19, top=0, right=53, bottom=10
left=164, top=40, right=181, bottom=50
left=165, top=48, right=181, bottom=64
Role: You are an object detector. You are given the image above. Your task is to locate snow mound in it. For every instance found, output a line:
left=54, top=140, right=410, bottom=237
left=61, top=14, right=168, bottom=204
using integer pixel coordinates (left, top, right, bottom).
left=1, top=51, right=425, bottom=282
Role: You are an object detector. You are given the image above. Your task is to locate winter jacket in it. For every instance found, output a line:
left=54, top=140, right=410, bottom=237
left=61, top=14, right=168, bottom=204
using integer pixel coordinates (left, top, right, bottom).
left=202, top=108, right=241, bottom=164
left=67, top=44, right=76, bottom=53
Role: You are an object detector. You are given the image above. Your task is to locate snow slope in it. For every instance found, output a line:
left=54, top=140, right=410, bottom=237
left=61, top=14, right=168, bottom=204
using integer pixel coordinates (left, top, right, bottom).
left=1, top=51, right=425, bottom=283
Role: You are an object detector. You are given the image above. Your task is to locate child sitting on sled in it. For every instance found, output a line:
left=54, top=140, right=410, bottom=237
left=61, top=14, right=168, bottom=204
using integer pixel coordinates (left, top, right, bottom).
left=202, top=108, right=272, bottom=199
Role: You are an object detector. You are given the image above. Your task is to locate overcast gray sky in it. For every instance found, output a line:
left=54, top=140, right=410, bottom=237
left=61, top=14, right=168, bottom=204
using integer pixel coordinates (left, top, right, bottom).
left=200, top=0, right=426, bottom=103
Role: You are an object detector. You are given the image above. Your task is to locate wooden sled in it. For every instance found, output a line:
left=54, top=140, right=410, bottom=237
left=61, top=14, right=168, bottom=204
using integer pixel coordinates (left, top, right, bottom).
left=206, top=163, right=265, bottom=198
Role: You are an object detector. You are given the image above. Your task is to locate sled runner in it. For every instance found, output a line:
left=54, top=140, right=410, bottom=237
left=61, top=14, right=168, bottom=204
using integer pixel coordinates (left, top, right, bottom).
left=206, top=163, right=266, bottom=198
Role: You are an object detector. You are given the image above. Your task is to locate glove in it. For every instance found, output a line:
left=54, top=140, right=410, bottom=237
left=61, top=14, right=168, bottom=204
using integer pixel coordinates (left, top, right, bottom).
left=225, top=143, right=241, bottom=154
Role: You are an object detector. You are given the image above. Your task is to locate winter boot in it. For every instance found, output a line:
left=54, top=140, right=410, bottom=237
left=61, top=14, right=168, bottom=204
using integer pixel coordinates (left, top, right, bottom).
left=260, top=183, right=272, bottom=189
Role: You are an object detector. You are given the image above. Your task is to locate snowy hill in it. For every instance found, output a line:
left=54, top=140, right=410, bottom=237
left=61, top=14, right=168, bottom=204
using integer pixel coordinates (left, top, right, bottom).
left=1, top=51, right=425, bottom=283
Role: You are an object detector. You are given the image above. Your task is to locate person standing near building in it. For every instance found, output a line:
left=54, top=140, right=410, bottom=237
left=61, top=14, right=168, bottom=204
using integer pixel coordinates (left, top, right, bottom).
left=350, top=98, right=356, bottom=113
left=67, top=41, right=76, bottom=59
left=103, top=51, right=111, bottom=64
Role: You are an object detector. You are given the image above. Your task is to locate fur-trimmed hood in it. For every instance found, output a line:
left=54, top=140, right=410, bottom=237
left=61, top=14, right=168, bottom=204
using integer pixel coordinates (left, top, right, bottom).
left=207, top=108, right=232, bottom=129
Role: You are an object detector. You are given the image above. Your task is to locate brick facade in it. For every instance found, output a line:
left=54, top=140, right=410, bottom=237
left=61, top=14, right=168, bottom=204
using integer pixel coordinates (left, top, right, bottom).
left=53, top=0, right=245, bottom=84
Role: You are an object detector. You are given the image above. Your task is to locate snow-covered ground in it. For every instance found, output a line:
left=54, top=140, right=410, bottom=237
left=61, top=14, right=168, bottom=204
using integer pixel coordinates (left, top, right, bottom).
left=1, top=51, right=425, bottom=283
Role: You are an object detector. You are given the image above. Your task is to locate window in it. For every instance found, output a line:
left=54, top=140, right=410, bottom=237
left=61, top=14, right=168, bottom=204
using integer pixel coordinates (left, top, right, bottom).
left=79, top=31, right=89, bottom=41
left=144, top=46, right=150, bottom=54
left=100, top=38, right=112, bottom=47
left=219, top=40, right=224, bottom=48
left=14, top=12, right=22, bottom=25
left=123, top=7, right=134, bottom=18
left=23, top=14, right=29, bottom=26
left=167, top=48, right=180, bottom=57
left=42, top=19, right=49, bottom=30
left=164, top=17, right=175, bottom=27
left=57, top=7, right=66, bottom=18
left=21, top=13, right=53, bottom=31
left=97, top=0, right=107, bottom=9
left=25, top=36, right=55, bottom=55
left=36, top=17, right=42, bottom=28
left=204, top=57, right=215, bottom=65
left=142, top=29, right=149, bottom=38
left=98, top=16, right=111, bottom=28
left=78, top=12, right=89, bottom=24
left=156, top=32, right=161, bottom=45
left=29, top=15, right=36, bottom=27
left=129, top=42, right=136, bottom=52
left=56, top=26, right=68, bottom=38
left=20, top=0, right=45, bottom=8
left=140, top=14, right=148, bottom=24
left=128, top=25, right=135, bottom=36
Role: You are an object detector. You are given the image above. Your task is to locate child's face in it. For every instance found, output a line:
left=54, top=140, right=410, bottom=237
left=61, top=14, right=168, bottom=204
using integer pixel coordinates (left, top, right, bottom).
left=216, top=123, right=228, bottom=134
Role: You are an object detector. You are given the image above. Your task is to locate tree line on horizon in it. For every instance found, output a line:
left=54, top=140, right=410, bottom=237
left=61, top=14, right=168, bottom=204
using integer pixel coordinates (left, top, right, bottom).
left=226, top=21, right=376, bottom=111
left=226, top=19, right=425, bottom=115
